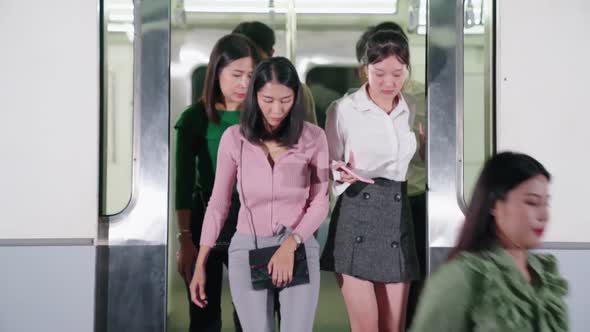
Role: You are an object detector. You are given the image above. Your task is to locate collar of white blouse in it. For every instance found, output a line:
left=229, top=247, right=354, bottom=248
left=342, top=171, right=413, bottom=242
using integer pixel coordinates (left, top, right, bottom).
left=351, top=84, right=409, bottom=120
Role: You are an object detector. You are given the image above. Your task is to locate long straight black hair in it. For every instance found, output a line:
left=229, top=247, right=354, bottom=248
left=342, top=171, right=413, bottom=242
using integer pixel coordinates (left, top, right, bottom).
left=448, top=152, right=551, bottom=260
left=201, top=33, right=260, bottom=124
left=240, top=57, right=305, bottom=146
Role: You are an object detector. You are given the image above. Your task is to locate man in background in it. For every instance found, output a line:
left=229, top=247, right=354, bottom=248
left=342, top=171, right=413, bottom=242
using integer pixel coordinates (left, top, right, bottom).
left=232, top=21, right=318, bottom=125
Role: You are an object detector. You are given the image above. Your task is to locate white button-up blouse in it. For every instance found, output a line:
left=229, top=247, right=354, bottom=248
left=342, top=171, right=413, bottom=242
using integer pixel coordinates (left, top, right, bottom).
left=325, top=84, right=417, bottom=197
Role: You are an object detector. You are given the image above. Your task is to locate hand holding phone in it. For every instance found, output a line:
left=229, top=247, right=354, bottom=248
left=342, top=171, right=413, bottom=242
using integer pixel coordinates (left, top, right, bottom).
left=331, top=157, right=375, bottom=184
left=334, top=162, right=375, bottom=184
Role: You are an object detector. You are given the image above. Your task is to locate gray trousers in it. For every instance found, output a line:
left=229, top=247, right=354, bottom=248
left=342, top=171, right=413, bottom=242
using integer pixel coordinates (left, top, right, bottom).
left=228, top=228, right=321, bottom=332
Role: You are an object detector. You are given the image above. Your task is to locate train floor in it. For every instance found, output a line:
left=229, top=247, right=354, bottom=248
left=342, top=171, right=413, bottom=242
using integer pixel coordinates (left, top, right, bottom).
left=168, top=271, right=350, bottom=332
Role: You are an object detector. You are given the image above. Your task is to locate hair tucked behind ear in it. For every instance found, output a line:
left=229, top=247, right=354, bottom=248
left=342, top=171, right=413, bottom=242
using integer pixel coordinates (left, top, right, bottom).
left=201, top=34, right=260, bottom=123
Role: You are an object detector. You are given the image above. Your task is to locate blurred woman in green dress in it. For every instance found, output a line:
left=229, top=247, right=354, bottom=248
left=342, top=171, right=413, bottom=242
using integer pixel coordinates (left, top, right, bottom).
left=410, top=152, right=568, bottom=332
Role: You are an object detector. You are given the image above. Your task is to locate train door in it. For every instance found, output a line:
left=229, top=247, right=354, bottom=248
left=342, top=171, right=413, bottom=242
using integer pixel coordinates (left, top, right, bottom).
left=425, top=0, right=494, bottom=270
left=97, top=0, right=170, bottom=330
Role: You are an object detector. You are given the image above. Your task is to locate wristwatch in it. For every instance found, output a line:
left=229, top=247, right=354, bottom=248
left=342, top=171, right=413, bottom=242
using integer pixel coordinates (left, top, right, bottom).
left=292, top=233, right=303, bottom=247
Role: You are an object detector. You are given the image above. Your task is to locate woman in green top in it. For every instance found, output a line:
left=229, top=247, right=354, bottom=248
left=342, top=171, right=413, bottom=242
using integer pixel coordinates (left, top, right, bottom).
left=175, top=33, right=260, bottom=332
left=410, top=152, right=568, bottom=332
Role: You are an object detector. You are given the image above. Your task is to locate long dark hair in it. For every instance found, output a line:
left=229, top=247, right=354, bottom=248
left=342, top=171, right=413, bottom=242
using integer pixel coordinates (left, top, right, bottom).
left=240, top=57, right=304, bottom=146
left=448, top=152, right=551, bottom=260
left=201, top=34, right=260, bottom=124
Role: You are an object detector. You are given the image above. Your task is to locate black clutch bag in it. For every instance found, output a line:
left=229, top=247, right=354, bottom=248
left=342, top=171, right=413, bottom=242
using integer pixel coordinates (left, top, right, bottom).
left=249, top=244, right=310, bottom=290
left=240, top=141, right=310, bottom=290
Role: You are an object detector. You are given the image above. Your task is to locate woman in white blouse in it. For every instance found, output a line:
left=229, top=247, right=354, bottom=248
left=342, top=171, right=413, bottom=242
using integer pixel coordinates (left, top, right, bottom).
left=320, top=30, right=422, bottom=332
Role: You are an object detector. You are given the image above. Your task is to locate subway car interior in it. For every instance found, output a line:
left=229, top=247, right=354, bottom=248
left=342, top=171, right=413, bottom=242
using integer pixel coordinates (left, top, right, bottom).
left=2, top=0, right=590, bottom=331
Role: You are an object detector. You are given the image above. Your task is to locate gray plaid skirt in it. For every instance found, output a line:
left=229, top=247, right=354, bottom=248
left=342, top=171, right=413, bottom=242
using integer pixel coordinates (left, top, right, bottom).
left=320, top=178, right=420, bottom=283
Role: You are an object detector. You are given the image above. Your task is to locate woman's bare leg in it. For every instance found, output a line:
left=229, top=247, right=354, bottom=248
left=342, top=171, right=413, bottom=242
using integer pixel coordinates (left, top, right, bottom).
left=336, top=273, right=379, bottom=332
left=375, top=282, right=410, bottom=332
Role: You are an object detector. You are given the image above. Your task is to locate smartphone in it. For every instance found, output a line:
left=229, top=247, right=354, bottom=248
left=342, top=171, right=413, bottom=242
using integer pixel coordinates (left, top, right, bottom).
left=331, top=161, right=375, bottom=184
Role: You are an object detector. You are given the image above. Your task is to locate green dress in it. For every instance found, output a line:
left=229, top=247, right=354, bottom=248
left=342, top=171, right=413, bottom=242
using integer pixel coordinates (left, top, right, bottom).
left=410, top=248, right=568, bottom=332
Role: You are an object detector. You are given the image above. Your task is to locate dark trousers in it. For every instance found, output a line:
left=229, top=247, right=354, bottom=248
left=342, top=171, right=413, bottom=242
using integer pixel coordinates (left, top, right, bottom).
left=405, top=192, right=426, bottom=329
left=185, top=249, right=242, bottom=332
left=187, top=192, right=242, bottom=332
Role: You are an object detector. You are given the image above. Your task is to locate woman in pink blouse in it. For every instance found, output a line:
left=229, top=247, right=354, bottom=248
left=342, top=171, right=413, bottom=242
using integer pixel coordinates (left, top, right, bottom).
left=189, top=57, right=330, bottom=332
